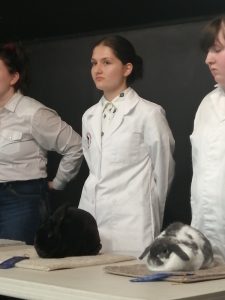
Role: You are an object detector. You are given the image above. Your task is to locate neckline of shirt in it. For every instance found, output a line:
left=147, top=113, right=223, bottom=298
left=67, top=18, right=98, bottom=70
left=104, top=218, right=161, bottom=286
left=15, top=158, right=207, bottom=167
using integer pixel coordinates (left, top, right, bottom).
left=3, top=92, right=23, bottom=112
left=101, top=87, right=131, bottom=108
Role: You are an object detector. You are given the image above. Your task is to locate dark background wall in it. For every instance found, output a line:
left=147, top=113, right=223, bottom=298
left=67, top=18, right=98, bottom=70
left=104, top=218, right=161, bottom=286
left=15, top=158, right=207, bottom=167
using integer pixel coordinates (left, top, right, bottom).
left=23, top=19, right=214, bottom=227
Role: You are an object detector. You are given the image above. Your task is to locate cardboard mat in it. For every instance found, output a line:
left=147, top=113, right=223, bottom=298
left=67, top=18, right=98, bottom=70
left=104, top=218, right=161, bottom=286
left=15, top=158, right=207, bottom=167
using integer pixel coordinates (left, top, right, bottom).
left=104, top=263, right=225, bottom=283
left=0, top=245, right=136, bottom=271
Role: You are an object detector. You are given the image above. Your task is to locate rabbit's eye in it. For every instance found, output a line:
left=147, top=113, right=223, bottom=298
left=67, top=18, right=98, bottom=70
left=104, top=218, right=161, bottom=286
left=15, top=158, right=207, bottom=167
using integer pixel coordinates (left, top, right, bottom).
left=159, top=249, right=170, bottom=258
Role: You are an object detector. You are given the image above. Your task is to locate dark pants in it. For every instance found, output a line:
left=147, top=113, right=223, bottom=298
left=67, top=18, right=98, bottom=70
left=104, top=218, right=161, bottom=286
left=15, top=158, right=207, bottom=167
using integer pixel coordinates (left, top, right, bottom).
left=0, top=179, right=49, bottom=245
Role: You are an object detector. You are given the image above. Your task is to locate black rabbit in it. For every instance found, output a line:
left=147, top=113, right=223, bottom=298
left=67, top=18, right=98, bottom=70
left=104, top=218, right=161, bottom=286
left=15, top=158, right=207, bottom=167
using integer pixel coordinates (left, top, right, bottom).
left=34, top=205, right=102, bottom=258
left=139, top=222, right=214, bottom=271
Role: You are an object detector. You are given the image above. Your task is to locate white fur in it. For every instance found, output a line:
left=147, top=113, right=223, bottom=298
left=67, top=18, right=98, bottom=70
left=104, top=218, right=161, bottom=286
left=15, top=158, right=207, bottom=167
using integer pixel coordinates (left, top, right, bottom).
left=148, top=244, right=205, bottom=271
left=145, top=223, right=214, bottom=272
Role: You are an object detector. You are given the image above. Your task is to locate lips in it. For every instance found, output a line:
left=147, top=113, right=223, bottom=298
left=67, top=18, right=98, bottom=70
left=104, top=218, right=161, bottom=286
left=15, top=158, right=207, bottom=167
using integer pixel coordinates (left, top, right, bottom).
left=95, top=77, right=104, bottom=81
left=210, top=69, right=218, bottom=76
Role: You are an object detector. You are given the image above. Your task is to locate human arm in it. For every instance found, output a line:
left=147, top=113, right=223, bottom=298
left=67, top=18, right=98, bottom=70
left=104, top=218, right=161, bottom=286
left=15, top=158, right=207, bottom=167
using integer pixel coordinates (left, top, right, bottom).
left=144, top=106, right=175, bottom=226
left=32, top=107, right=83, bottom=190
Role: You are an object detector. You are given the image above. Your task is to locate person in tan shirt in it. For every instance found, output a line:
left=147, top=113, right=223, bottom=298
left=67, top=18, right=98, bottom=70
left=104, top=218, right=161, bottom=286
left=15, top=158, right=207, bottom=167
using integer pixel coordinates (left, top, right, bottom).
left=0, top=42, right=83, bottom=244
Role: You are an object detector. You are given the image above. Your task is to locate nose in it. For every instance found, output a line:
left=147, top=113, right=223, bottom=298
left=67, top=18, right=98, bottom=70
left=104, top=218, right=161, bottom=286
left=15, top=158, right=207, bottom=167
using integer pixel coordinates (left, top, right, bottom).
left=205, top=51, right=215, bottom=66
left=93, top=62, right=102, bottom=74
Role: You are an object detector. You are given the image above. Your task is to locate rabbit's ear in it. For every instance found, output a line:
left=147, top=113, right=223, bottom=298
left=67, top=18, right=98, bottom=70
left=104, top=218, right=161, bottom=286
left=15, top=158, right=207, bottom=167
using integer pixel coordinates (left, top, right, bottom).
left=139, top=245, right=151, bottom=260
left=58, top=206, right=68, bottom=222
left=53, top=205, right=69, bottom=226
left=170, top=244, right=190, bottom=261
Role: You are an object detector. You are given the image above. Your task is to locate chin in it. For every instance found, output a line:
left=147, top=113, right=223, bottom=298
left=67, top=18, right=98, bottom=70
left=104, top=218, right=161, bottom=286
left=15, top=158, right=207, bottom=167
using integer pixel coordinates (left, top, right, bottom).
left=218, top=82, right=225, bottom=88
left=95, top=83, right=104, bottom=91
left=214, top=76, right=225, bottom=87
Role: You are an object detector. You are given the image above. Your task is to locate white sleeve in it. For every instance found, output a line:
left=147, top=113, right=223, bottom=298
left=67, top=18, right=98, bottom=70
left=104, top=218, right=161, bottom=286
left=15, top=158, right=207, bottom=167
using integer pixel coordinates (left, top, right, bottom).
left=31, top=107, right=83, bottom=190
left=144, top=106, right=175, bottom=225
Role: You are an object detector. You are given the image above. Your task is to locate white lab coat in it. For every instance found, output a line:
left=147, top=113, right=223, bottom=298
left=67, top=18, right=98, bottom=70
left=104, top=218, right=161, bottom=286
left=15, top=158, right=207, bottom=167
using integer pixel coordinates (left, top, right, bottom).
left=79, top=88, right=175, bottom=255
left=190, top=85, right=225, bottom=262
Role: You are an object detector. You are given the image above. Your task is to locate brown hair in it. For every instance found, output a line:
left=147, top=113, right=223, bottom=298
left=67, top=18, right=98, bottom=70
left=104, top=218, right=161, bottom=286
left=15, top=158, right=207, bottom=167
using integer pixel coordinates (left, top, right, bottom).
left=200, top=15, right=225, bottom=53
left=93, top=35, right=143, bottom=84
left=0, top=42, right=29, bottom=93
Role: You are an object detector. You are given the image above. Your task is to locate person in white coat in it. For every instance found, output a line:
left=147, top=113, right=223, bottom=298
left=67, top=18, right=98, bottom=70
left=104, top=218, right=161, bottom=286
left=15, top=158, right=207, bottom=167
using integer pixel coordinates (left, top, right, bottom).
left=190, top=15, right=225, bottom=262
left=79, top=35, right=175, bottom=256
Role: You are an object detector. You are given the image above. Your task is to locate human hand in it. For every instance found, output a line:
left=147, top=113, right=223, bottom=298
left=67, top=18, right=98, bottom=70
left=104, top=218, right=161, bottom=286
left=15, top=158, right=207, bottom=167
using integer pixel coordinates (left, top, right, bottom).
left=48, top=181, right=54, bottom=190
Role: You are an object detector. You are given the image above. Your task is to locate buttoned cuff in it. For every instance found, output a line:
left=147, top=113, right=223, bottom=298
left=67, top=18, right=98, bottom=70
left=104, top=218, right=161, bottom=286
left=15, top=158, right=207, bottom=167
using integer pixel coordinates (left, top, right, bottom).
left=52, top=178, right=66, bottom=190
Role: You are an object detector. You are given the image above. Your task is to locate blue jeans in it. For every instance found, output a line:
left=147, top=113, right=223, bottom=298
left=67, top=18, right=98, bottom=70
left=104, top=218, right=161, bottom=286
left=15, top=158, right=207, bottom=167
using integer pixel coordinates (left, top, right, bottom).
left=0, top=179, right=49, bottom=245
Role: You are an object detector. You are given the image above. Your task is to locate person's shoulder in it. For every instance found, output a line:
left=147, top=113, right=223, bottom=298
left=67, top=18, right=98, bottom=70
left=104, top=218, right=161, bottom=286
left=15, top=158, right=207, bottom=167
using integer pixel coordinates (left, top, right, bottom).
left=194, top=87, right=222, bottom=123
left=19, top=94, right=45, bottom=108
left=16, top=94, right=46, bottom=115
left=82, top=102, right=101, bottom=119
left=137, top=96, right=165, bottom=116
left=130, top=89, right=163, bottom=111
left=198, top=86, right=221, bottom=109
left=203, top=86, right=222, bottom=100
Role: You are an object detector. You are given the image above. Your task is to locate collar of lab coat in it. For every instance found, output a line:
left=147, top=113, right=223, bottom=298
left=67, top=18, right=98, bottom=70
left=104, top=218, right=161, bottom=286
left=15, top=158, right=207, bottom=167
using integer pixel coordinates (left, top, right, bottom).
left=86, top=87, right=140, bottom=149
left=101, top=87, right=131, bottom=109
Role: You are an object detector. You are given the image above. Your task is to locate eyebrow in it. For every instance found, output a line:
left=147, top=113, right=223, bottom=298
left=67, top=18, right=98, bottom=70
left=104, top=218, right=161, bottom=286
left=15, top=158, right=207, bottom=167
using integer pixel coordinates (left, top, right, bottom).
left=92, top=56, right=112, bottom=60
left=214, top=38, right=225, bottom=47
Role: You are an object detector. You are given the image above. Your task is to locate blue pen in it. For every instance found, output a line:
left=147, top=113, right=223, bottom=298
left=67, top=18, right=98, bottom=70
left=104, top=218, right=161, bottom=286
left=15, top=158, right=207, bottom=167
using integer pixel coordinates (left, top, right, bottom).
left=130, top=272, right=173, bottom=282
left=0, top=256, right=29, bottom=269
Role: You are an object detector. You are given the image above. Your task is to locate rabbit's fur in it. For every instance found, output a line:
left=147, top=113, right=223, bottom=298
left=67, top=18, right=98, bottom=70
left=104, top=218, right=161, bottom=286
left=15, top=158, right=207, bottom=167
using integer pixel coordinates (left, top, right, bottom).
left=34, top=205, right=102, bottom=258
left=139, top=222, right=214, bottom=271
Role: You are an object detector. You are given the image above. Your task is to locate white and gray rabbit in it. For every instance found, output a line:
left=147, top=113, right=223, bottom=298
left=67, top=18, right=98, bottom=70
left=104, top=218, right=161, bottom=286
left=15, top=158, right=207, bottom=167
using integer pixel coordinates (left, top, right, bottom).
left=139, top=222, right=214, bottom=271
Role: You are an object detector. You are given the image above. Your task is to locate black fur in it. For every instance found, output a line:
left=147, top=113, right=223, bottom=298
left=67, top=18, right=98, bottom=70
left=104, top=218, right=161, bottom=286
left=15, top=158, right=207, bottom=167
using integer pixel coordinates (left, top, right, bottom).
left=34, top=205, right=102, bottom=258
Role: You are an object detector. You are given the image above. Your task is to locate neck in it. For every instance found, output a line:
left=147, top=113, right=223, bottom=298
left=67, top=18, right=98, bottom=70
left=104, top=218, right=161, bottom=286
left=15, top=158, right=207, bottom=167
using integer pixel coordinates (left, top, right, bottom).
left=104, top=85, right=128, bottom=102
left=0, top=88, right=15, bottom=107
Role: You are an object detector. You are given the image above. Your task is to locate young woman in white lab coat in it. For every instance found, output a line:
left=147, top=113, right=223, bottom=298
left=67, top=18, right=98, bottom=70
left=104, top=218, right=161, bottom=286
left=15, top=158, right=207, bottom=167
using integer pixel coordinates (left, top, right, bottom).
left=190, top=15, right=225, bottom=262
left=79, top=35, right=175, bottom=256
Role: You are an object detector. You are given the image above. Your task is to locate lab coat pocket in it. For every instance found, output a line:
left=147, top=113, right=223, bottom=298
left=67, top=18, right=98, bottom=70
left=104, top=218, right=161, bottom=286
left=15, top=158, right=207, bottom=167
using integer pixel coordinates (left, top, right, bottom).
left=0, top=129, right=23, bottom=154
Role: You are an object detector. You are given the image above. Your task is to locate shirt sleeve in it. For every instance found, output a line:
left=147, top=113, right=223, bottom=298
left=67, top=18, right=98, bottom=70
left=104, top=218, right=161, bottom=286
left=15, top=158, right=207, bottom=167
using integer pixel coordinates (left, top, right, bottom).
left=31, top=107, right=83, bottom=190
left=144, top=106, right=175, bottom=226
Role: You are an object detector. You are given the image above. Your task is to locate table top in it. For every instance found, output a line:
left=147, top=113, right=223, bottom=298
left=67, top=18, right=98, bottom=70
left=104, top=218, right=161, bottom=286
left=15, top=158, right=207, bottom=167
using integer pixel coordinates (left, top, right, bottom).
left=0, top=261, right=225, bottom=300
